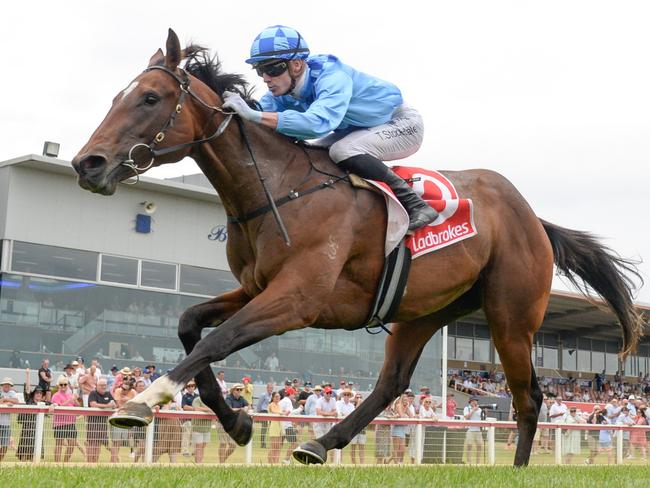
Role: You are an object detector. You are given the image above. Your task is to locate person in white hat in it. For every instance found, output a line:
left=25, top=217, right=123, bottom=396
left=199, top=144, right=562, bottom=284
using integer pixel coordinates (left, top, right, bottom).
left=0, top=377, right=19, bottom=461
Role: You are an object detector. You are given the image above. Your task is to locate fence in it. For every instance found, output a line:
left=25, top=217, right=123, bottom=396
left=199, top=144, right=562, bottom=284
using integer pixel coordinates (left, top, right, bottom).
left=1, top=405, right=649, bottom=465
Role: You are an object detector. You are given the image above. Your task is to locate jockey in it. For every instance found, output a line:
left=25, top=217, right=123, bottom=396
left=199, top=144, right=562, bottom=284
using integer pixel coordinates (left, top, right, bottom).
left=222, top=25, right=438, bottom=231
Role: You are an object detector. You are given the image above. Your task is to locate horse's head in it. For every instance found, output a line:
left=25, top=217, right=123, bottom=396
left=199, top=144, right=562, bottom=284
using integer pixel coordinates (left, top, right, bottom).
left=72, top=29, right=208, bottom=195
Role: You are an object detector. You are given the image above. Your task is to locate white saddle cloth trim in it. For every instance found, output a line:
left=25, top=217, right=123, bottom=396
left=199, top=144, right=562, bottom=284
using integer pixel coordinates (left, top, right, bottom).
left=365, top=180, right=410, bottom=256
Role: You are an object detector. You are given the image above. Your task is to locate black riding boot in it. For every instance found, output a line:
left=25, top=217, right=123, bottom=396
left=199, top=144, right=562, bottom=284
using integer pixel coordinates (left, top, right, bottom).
left=339, top=154, right=439, bottom=231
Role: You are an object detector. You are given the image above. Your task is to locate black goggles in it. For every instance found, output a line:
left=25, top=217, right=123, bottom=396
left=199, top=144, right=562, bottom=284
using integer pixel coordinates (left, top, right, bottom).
left=255, top=61, right=289, bottom=78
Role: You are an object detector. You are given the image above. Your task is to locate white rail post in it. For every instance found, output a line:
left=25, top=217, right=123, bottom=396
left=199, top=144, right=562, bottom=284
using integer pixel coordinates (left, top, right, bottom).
left=33, top=407, right=46, bottom=464
left=442, top=430, right=447, bottom=464
left=554, top=427, right=562, bottom=465
left=616, top=428, right=623, bottom=465
left=487, top=425, right=496, bottom=465
left=144, top=418, right=156, bottom=464
left=245, top=421, right=253, bottom=464
left=415, top=423, right=423, bottom=465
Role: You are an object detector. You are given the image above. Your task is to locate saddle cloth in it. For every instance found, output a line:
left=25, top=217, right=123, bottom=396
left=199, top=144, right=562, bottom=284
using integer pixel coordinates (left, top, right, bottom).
left=362, top=166, right=478, bottom=258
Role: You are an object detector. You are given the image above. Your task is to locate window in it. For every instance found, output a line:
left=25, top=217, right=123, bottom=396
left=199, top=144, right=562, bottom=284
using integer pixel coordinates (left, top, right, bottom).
left=180, top=265, right=238, bottom=296
left=446, top=335, right=455, bottom=359
left=455, top=338, right=473, bottom=360
left=12, top=241, right=97, bottom=281
left=100, top=255, right=138, bottom=285
left=141, top=261, right=176, bottom=290
left=474, top=339, right=490, bottom=362
left=577, top=349, right=591, bottom=372
left=543, top=347, right=558, bottom=369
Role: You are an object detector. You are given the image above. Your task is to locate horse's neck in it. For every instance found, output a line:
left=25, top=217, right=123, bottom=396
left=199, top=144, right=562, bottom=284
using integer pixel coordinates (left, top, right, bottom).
left=193, top=121, right=311, bottom=218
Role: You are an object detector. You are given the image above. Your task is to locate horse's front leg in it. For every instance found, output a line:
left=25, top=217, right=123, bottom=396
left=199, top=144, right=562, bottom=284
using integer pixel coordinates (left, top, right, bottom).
left=109, top=281, right=324, bottom=441
left=177, top=288, right=251, bottom=441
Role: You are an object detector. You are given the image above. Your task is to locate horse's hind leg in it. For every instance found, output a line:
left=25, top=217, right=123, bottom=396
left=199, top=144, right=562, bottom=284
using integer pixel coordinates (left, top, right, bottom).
left=292, top=295, right=479, bottom=466
left=176, top=288, right=252, bottom=441
left=484, top=277, right=549, bottom=466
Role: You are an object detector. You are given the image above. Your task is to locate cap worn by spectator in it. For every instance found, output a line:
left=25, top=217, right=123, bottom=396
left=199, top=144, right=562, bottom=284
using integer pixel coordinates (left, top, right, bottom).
left=231, top=383, right=245, bottom=392
left=110, top=365, right=118, bottom=372
left=323, top=386, right=333, bottom=394
left=470, top=396, right=479, bottom=402
left=629, top=395, right=635, bottom=400
left=71, top=360, right=80, bottom=367
left=304, top=382, right=313, bottom=388
left=242, top=376, right=251, bottom=383
left=285, top=380, right=292, bottom=386
left=64, top=364, right=74, bottom=371
left=404, top=388, right=413, bottom=394
left=120, top=367, right=133, bottom=376
left=285, top=387, right=297, bottom=395
left=1, top=377, right=14, bottom=386
left=313, top=385, right=323, bottom=391
left=33, top=386, right=45, bottom=393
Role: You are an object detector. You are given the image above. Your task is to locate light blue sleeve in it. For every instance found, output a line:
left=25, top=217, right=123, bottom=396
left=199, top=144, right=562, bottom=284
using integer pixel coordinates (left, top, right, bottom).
left=259, top=92, right=281, bottom=112
left=276, top=70, right=353, bottom=139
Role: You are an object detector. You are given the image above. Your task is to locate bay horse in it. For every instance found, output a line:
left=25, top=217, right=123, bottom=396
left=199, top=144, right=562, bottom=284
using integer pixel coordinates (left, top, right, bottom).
left=71, top=29, right=644, bottom=466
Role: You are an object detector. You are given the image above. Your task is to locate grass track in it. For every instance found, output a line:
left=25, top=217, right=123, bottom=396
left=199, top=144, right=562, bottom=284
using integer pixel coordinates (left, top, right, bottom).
left=2, top=465, right=647, bottom=488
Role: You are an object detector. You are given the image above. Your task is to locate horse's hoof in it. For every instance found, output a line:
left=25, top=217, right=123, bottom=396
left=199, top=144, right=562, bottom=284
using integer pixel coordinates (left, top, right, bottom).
left=293, top=440, right=327, bottom=465
left=226, top=410, right=253, bottom=446
left=108, top=403, right=153, bottom=429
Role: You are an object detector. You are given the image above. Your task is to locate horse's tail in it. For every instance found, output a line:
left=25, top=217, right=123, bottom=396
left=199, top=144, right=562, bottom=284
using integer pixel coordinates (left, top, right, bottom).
left=540, top=219, right=645, bottom=357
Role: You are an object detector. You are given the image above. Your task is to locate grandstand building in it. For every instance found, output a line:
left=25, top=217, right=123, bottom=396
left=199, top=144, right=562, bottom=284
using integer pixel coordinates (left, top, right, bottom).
left=0, top=155, right=647, bottom=390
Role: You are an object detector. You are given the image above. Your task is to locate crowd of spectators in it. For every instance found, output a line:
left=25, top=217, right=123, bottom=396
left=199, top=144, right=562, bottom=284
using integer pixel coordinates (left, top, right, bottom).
left=2, top=356, right=650, bottom=464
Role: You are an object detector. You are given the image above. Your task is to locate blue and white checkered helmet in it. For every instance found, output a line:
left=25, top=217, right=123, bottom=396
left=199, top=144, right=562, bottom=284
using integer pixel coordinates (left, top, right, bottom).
left=245, top=25, right=310, bottom=65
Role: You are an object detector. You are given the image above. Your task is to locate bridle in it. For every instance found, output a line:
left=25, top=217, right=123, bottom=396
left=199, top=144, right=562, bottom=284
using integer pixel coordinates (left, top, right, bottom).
left=121, top=65, right=235, bottom=184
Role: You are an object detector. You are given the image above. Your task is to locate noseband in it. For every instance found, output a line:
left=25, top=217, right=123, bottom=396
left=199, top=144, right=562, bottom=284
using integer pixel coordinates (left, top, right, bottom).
left=121, top=65, right=234, bottom=184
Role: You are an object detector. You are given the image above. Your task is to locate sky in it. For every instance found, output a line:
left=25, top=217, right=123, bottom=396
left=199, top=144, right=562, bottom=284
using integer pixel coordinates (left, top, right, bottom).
left=1, top=1, right=649, bottom=302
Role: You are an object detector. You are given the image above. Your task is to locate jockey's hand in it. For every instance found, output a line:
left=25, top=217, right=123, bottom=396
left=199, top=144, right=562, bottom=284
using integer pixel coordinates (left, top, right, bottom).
left=222, top=91, right=262, bottom=123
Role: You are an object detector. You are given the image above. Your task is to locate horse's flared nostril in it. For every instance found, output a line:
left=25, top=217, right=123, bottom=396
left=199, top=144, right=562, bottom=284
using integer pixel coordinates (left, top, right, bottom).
left=76, top=155, right=108, bottom=175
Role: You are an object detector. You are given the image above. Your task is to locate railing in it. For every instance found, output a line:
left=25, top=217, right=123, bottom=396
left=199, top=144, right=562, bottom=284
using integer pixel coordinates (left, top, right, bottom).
left=1, top=405, right=648, bottom=465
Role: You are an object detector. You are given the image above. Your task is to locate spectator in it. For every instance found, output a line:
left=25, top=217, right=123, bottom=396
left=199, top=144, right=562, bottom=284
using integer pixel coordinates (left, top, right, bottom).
left=38, top=358, right=53, bottom=402
left=463, top=397, right=484, bottom=465
left=152, top=401, right=182, bottom=463
left=446, top=393, right=457, bottom=418
left=142, top=367, right=153, bottom=388
left=131, top=379, right=148, bottom=462
left=549, top=397, right=567, bottom=424
left=616, top=407, right=635, bottom=459
left=221, top=384, right=249, bottom=462
left=86, top=378, right=116, bottom=462
left=78, top=362, right=99, bottom=407
left=17, top=369, right=48, bottom=462
left=336, top=389, right=357, bottom=462
left=0, top=377, right=19, bottom=461
left=191, top=394, right=213, bottom=464
left=51, top=375, right=80, bottom=462
left=598, top=412, right=614, bottom=464
left=279, top=387, right=301, bottom=464
left=605, top=397, right=621, bottom=422
left=256, top=383, right=274, bottom=449
left=535, top=396, right=551, bottom=455
left=111, top=371, right=136, bottom=462
left=315, top=386, right=338, bottom=439
left=630, top=404, right=648, bottom=459
left=180, top=381, right=200, bottom=457
left=562, top=407, right=583, bottom=464
left=216, top=371, right=228, bottom=397
left=241, top=376, right=254, bottom=405
left=584, top=404, right=605, bottom=464
left=267, top=391, right=283, bottom=464
left=147, top=364, right=160, bottom=381
left=304, top=384, right=322, bottom=416
left=350, top=393, right=367, bottom=464
left=389, top=394, right=409, bottom=464
left=374, top=405, right=393, bottom=464
left=107, top=366, right=119, bottom=391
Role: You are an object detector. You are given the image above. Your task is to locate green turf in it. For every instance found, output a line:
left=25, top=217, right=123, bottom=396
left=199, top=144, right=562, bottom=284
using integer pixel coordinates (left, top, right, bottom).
left=1, top=465, right=648, bottom=488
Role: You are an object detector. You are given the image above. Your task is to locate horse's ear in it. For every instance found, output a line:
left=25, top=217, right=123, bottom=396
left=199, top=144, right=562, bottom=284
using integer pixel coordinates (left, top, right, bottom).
left=165, top=28, right=182, bottom=70
left=148, top=49, right=164, bottom=67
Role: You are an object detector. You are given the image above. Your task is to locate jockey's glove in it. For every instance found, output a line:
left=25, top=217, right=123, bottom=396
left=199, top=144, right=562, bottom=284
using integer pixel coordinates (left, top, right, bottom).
left=222, top=91, right=262, bottom=123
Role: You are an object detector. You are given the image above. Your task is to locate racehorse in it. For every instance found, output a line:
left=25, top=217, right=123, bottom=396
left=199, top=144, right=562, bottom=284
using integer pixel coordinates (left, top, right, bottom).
left=71, top=29, right=644, bottom=466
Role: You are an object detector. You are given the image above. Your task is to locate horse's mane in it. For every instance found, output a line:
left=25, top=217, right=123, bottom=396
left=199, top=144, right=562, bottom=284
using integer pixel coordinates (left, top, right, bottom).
left=182, top=44, right=256, bottom=103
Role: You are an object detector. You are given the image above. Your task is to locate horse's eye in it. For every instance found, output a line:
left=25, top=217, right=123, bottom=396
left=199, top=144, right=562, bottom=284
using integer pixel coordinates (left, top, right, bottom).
left=144, top=93, right=159, bottom=105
